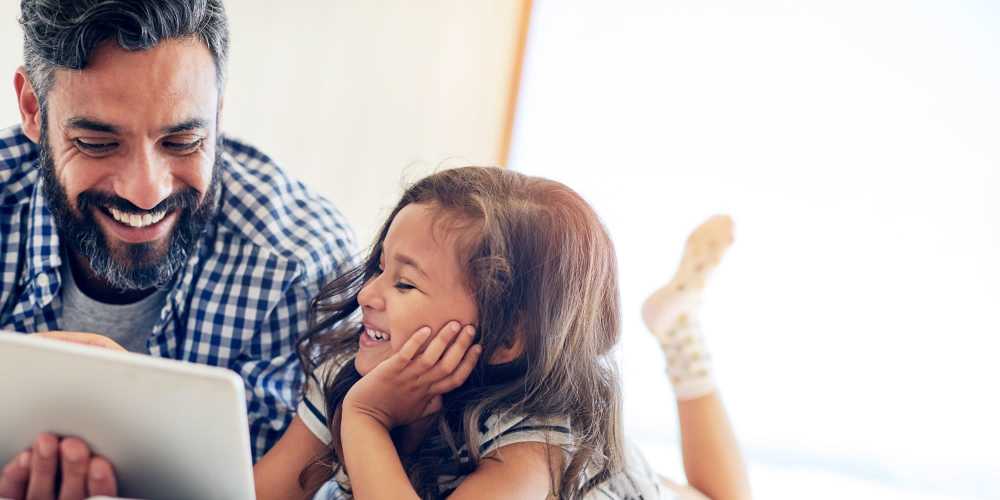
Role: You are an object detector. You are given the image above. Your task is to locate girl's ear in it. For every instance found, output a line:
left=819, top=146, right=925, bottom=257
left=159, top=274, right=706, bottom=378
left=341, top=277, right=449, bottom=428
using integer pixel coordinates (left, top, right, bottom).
left=488, top=323, right=525, bottom=365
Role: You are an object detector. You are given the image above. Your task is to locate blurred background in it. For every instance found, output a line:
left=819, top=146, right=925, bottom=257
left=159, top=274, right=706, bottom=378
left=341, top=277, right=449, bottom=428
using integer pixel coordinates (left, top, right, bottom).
left=2, top=1, right=997, bottom=498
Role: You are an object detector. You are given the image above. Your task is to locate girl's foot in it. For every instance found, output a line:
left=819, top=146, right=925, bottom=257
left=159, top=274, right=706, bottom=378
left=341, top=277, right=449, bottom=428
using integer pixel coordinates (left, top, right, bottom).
left=641, top=214, right=733, bottom=338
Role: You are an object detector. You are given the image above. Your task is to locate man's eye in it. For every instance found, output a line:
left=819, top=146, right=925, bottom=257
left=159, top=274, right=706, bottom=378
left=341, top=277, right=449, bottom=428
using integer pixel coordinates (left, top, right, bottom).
left=74, top=139, right=117, bottom=153
left=162, top=138, right=203, bottom=153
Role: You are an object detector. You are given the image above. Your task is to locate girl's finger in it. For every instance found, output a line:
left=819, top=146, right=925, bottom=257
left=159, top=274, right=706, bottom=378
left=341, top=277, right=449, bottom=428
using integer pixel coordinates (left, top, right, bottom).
left=429, top=344, right=482, bottom=395
left=408, top=321, right=462, bottom=375
left=395, top=327, right=433, bottom=361
left=420, top=395, right=444, bottom=418
left=421, top=325, right=476, bottom=384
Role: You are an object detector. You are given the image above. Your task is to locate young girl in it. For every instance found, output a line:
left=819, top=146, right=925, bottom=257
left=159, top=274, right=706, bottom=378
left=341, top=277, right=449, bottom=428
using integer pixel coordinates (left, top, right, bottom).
left=253, top=167, right=750, bottom=499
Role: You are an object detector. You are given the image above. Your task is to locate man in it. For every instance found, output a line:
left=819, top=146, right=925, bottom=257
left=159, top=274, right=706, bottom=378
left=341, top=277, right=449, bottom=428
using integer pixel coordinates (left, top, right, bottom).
left=0, top=0, right=356, bottom=497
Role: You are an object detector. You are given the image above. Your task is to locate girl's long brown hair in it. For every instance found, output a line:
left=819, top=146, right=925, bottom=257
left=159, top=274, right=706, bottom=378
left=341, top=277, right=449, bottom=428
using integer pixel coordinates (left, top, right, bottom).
left=297, top=167, right=624, bottom=498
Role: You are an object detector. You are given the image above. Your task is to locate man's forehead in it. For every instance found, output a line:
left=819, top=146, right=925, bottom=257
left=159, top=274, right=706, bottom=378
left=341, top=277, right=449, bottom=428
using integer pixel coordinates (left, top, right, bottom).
left=46, top=38, right=219, bottom=132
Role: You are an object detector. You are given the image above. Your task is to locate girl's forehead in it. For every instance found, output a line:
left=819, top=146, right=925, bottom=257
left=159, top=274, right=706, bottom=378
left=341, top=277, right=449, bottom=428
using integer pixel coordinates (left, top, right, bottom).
left=383, top=204, right=468, bottom=278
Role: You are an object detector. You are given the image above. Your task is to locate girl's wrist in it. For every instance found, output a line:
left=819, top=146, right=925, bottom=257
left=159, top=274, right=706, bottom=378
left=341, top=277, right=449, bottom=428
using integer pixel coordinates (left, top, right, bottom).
left=339, top=407, right=386, bottom=442
left=341, top=402, right=393, bottom=432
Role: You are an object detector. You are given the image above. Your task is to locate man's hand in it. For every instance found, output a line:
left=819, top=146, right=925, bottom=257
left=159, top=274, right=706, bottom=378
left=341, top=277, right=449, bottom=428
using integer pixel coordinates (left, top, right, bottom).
left=0, top=433, right=117, bottom=500
left=35, top=332, right=127, bottom=352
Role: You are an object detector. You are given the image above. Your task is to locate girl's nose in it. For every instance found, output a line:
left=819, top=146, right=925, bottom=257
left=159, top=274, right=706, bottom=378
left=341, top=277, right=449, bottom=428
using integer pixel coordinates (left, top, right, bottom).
left=357, top=277, right=385, bottom=310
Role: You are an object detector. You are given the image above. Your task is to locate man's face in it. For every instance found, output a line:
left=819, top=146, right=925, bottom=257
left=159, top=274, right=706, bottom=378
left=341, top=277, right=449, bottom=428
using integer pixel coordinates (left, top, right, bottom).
left=38, top=37, right=222, bottom=290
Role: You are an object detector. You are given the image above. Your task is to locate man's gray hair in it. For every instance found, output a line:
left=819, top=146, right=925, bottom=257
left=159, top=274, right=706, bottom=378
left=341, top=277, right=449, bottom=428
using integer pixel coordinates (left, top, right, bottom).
left=19, top=0, right=229, bottom=107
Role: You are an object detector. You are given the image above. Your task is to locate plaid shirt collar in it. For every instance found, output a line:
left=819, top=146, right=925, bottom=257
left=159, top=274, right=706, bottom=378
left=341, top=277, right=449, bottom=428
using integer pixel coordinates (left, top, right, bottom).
left=25, top=170, right=63, bottom=310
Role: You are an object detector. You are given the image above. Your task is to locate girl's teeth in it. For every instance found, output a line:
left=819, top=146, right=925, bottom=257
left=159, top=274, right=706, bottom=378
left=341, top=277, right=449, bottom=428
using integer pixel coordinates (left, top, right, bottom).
left=366, top=328, right=390, bottom=341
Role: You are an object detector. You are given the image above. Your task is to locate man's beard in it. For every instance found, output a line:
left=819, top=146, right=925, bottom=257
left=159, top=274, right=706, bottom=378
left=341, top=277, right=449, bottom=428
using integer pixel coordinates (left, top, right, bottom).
left=39, top=133, right=221, bottom=292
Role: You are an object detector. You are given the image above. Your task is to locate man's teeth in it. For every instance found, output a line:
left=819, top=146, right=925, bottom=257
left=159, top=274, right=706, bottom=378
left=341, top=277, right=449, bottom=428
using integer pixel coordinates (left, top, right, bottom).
left=108, top=207, right=167, bottom=228
left=365, top=328, right=390, bottom=342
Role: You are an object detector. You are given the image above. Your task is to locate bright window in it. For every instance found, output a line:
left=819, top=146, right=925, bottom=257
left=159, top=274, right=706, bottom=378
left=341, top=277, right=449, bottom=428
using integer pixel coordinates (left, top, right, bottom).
left=510, top=2, right=999, bottom=498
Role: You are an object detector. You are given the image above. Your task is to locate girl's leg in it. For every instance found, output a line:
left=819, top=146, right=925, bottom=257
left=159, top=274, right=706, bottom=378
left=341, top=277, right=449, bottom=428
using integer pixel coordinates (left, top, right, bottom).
left=642, top=215, right=751, bottom=500
left=642, top=214, right=732, bottom=399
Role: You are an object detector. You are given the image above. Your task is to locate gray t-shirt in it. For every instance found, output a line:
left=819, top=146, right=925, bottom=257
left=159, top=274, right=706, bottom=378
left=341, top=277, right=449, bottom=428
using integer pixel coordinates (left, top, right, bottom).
left=58, top=261, right=169, bottom=354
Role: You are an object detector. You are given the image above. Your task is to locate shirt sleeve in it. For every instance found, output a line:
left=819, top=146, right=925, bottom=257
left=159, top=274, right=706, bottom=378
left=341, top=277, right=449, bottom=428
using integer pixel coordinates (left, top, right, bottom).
left=297, top=357, right=344, bottom=445
left=236, top=274, right=324, bottom=460
left=477, top=413, right=575, bottom=458
left=247, top=232, right=358, bottom=460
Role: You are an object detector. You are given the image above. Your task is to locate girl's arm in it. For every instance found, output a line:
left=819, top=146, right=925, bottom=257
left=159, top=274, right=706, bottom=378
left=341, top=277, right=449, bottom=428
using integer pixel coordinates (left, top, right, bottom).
left=340, top=322, right=481, bottom=500
left=448, top=442, right=563, bottom=499
left=341, top=322, right=552, bottom=499
left=339, top=412, right=419, bottom=500
left=341, top=414, right=561, bottom=500
left=253, top=416, right=327, bottom=500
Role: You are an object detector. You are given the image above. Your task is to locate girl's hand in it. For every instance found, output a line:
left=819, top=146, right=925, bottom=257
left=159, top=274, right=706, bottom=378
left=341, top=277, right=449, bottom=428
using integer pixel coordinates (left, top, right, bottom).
left=343, top=321, right=481, bottom=430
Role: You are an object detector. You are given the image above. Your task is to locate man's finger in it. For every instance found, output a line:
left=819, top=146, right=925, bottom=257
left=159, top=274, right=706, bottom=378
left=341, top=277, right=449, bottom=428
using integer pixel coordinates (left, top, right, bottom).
left=0, top=451, right=32, bottom=500
left=35, top=332, right=127, bottom=352
left=26, top=433, right=58, bottom=500
left=87, top=457, right=118, bottom=497
left=429, top=344, right=482, bottom=394
left=58, top=438, right=91, bottom=500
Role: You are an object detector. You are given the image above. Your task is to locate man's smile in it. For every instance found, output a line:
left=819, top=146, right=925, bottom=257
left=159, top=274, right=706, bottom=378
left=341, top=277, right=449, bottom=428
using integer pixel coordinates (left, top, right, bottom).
left=92, top=205, right=178, bottom=244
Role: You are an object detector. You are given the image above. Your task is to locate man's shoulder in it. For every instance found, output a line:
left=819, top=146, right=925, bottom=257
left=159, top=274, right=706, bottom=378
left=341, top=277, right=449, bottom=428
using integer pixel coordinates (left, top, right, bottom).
left=0, top=125, right=40, bottom=207
left=213, top=135, right=358, bottom=281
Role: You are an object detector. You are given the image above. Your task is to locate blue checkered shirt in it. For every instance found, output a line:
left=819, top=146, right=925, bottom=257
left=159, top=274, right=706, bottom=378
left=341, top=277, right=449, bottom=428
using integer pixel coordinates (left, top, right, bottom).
left=0, top=124, right=358, bottom=460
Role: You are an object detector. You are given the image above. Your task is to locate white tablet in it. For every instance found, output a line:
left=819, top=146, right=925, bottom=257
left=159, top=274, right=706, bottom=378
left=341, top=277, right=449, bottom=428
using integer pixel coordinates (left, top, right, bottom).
left=0, top=332, right=256, bottom=500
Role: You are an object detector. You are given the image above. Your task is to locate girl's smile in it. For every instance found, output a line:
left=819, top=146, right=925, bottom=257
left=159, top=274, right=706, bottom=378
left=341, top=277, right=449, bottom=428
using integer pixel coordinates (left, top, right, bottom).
left=359, top=322, right=391, bottom=348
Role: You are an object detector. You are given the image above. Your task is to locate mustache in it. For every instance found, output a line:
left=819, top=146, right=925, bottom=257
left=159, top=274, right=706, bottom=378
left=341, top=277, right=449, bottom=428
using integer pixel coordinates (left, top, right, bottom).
left=76, top=188, right=202, bottom=215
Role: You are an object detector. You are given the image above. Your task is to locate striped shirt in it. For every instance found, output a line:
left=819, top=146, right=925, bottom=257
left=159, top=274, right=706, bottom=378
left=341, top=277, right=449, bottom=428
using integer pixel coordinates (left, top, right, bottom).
left=299, top=359, right=666, bottom=499
left=0, top=124, right=358, bottom=460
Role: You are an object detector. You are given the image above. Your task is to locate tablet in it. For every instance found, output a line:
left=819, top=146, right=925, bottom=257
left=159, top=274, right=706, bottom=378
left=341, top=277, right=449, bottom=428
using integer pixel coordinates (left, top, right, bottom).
left=0, top=332, right=256, bottom=500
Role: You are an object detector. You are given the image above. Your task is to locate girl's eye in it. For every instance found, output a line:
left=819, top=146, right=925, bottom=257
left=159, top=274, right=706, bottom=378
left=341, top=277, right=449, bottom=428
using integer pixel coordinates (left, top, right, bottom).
left=394, top=282, right=416, bottom=291
left=162, top=138, right=204, bottom=153
left=75, top=139, right=118, bottom=154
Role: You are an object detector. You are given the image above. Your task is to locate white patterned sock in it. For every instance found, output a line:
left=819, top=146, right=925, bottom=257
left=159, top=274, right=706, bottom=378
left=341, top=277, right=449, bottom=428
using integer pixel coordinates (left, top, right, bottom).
left=641, top=215, right=733, bottom=400
left=655, top=310, right=715, bottom=400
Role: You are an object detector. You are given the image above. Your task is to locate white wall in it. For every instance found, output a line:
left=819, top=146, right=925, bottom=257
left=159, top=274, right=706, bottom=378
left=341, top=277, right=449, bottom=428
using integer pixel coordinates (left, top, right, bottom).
left=510, top=1, right=999, bottom=498
left=0, top=1, right=526, bottom=245
left=0, top=9, right=19, bottom=118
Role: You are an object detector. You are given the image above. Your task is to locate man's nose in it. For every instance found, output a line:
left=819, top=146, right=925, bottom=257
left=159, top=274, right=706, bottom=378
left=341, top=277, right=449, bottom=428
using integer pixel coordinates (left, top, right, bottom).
left=113, top=146, right=173, bottom=210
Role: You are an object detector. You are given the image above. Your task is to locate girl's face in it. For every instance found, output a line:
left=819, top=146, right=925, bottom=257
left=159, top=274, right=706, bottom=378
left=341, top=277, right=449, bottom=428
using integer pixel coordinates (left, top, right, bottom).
left=355, top=203, right=478, bottom=375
